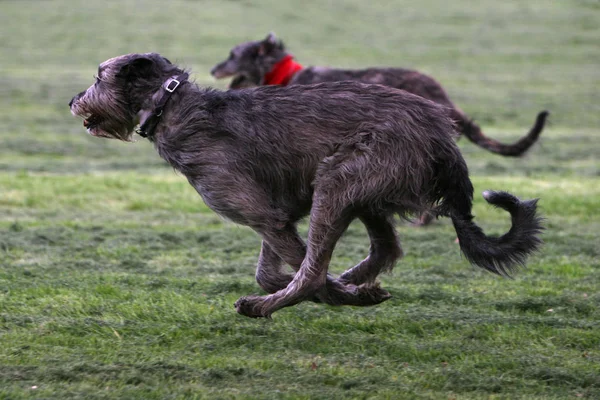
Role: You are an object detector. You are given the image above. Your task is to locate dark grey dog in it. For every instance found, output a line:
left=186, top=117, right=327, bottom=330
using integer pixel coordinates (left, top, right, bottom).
left=70, top=53, right=543, bottom=318
left=212, top=33, right=548, bottom=158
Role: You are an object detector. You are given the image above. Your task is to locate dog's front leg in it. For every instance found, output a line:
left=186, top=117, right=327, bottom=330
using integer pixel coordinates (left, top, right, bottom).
left=235, top=200, right=393, bottom=317
left=255, top=224, right=391, bottom=307
left=254, top=240, right=296, bottom=294
left=254, top=223, right=324, bottom=298
left=236, top=206, right=351, bottom=318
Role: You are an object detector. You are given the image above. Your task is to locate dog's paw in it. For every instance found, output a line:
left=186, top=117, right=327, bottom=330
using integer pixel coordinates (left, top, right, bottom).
left=337, top=274, right=365, bottom=287
left=318, top=279, right=391, bottom=307
left=234, top=295, right=271, bottom=319
left=336, top=274, right=354, bottom=286
left=353, top=283, right=392, bottom=306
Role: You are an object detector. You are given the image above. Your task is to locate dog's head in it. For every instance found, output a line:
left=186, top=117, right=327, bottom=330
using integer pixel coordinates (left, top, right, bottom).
left=69, top=53, right=181, bottom=141
left=210, top=32, right=286, bottom=88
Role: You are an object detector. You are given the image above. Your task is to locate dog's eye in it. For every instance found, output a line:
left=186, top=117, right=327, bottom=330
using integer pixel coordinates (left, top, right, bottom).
left=229, top=51, right=235, bottom=60
left=94, top=75, right=102, bottom=84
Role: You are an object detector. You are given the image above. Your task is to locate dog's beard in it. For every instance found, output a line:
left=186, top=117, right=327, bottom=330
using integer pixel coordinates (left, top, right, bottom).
left=74, top=110, right=135, bottom=141
left=71, top=87, right=137, bottom=141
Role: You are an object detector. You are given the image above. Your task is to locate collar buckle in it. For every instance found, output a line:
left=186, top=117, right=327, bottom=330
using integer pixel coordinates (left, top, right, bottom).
left=137, top=72, right=188, bottom=141
left=165, top=78, right=180, bottom=93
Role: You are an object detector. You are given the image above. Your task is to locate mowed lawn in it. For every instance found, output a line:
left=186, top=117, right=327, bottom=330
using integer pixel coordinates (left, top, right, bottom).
left=1, top=1, right=599, bottom=399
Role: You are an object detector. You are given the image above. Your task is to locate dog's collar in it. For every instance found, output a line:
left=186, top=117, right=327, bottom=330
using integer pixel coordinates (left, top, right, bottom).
left=263, top=55, right=303, bottom=86
left=137, top=73, right=189, bottom=140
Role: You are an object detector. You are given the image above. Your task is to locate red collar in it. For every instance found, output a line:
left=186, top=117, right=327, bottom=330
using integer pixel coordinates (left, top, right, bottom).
left=263, top=55, right=303, bottom=86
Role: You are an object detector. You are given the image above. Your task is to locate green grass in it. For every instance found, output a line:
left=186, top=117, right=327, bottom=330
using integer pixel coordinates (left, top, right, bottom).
left=1, top=0, right=599, bottom=398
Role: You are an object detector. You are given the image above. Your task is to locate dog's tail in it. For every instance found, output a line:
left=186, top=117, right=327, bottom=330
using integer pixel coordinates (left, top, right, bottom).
left=434, top=155, right=544, bottom=276
left=454, top=110, right=549, bottom=157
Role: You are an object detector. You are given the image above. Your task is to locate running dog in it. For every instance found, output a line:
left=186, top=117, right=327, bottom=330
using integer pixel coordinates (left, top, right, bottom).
left=70, top=53, right=543, bottom=318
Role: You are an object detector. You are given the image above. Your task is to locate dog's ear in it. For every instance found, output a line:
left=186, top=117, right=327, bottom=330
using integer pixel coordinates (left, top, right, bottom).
left=118, top=55, right=157, bottom=80
left=259, top=32, right=280, bottom=56
left=265, top=32, right=278, bottom=44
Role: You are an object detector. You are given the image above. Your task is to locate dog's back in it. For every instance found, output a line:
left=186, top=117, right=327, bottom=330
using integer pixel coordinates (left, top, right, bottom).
left=163, top=81, right=461, bottom=223
left=194, top=81, right=458, bottom=162
left=291, top=67, right=455, bottom=109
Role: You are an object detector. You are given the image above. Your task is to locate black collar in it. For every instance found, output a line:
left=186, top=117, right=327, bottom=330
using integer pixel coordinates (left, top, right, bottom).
left=136, top=73, right=189, bottom=140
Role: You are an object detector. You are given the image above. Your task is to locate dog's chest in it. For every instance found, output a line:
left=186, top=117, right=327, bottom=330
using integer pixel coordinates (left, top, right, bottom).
left=155, top=132, right=322, bottom=227
left=186, top=169, right=314, bottom=228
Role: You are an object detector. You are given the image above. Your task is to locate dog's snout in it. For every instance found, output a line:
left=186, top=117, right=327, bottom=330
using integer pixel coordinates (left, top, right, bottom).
left=211, top=62, right=233, bottom=79
left=69, top=91, right=85, bottom=108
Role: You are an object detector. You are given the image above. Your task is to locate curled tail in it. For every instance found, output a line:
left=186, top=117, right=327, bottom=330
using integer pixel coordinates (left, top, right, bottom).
left=450, top=191, right=544, bottom=276
left=432, top=152, right=544, bottom=276
left=457, top=110, right=549, bottom=157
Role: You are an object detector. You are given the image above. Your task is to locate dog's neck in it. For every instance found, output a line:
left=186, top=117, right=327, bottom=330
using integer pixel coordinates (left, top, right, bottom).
left=263, top=55, right=303, bottom=86
left=137, top=73, right=189, bottom=140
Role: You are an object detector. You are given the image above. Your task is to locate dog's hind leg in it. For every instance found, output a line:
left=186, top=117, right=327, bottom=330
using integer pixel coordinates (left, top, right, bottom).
left=338, top=213, right=403, bottom=285
left=235, top=204, right=352, bottom=317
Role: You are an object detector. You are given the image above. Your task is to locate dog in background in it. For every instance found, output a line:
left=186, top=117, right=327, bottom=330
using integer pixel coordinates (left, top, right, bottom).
left=212, top=33, right=549, bottom=158
left=70, top=53, right=543, bottom=318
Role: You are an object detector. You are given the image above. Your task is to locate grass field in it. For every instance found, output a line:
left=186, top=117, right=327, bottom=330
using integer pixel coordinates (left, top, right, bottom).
left=1, top=0, right=599, bottom=399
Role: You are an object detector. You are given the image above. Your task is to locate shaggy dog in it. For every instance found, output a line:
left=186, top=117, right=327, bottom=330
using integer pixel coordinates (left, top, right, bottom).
left=70, top=53, right=543, bottom=318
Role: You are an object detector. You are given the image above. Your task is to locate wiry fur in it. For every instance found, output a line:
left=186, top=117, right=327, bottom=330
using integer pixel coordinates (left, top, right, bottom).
left=211, top=33, right=549, bottom=158
left=451, top=191, right=544, bottom=276
left=70, top=53, right=544, bottom=318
